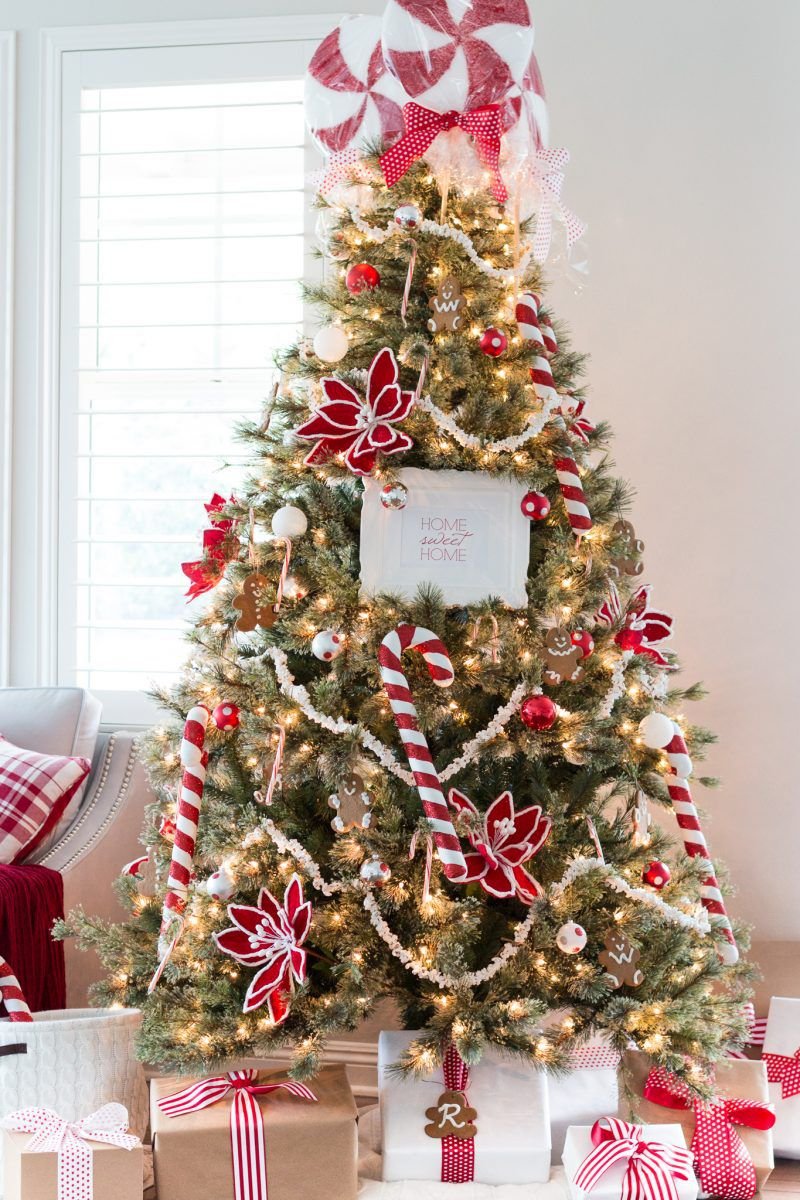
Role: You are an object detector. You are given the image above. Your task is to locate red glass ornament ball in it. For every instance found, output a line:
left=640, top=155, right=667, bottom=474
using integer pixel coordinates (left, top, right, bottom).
left=571, top=630, right=595, bottom=659
left=212, top=701, right=241, bottom=731
left=520, top=490, right=551, bottom=521
left=479, top=327, right=508, bottom=357
left=346, top=262, right=381, bottom=294
left=519, top=694, right=557, bottom=731
left=642, top=859, right=671, bottom=890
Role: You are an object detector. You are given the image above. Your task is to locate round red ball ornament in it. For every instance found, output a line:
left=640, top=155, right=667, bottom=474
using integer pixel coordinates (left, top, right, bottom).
left=212, top=701, right=241, bottom=731
left=479, top=327, right=508, bottom=357
left=571, top=630, right=595, bottom=659
left=346, top=262, right=381, bottom=294
left=520, top=490, right=550, bottom=521
left=642, top=860, right=671, bottom=890
left=519, top=694, right=557, bottom=731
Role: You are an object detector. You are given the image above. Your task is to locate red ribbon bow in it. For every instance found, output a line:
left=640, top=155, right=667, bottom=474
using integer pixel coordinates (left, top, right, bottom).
left=765, top=1049, right=800, bottom=1099
left=380, top=101, right=507, bottom=202
left=574, top=1116, right=694, bottom=1200
left=643, top=1067, right=775, bottom=1200
left=181, top=493, right=238, bottom=600
left=160, top=1070, right=316, bottom=1200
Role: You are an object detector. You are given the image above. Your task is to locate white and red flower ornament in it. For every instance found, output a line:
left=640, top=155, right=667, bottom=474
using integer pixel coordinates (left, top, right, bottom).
left=447, top=788, right=552, bottom=904
left=596, top=583, right=675, bottom=668
left=213, top=873, right=312, bottom=1022
left=293, top=347, right=415, bottom=476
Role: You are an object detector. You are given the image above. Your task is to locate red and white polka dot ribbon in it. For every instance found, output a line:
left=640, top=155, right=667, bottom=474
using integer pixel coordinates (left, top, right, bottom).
left=1, top=1104, right=140, bottom=1200
left=380, top=101, right=508, bottom=202
left=0, top=954, right=32, bottom=1022
left=441, top=1044, right=475, bottom=1183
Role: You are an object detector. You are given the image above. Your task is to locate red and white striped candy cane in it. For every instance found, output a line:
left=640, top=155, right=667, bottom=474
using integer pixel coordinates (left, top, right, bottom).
left=378, top=624, right=467, bottom=882
left=0, top=954, right=32, bottom=1022
left=554, top=455, right=593, bottom=538
left=149, top=704, right=210, bottom=991
left=515, top=292, right=560, bottom=410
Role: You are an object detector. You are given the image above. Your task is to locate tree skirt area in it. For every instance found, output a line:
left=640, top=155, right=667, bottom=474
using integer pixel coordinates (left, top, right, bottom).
left=357, top=1107, right=569, bottom=1199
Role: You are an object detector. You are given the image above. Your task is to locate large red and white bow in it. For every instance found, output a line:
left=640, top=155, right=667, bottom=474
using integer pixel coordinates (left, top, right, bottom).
left=380, top=101, right=507, bottom=202
left=160, top=1070, right=316, bottom=1200
left=574, top=1116, right=694, bottom=1200
left=1, top=1104, right=140, bottom=1200
left=525, top=146, right=587, bottom=263
left=765, top=1048, right=800, bottom=1099
left=644, top=1067, right=776, bottom=1200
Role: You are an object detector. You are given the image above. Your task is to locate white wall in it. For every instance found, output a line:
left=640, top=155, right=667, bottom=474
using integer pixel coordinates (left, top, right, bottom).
left=4, top=0, right=799, bottom=943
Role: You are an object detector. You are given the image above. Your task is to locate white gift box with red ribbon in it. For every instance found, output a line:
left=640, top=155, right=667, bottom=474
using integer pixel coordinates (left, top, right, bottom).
left=563, top=1120, right=697, bottom=1200
left=378, top=1030, right=551, bottom=1184
left=548, top=1036, right=621, bottom=1158
left=763, top=996, right=800, bottom=1159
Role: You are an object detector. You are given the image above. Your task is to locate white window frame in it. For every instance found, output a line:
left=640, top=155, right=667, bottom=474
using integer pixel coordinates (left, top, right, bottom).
left=0, top=31, right=15, bottom=687
left=36, top=16, right=335, bottom=726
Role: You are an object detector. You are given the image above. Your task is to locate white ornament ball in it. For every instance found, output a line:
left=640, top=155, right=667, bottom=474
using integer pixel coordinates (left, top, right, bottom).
left=271, top=505, right=308, bottom=540
left=206, top=865, right=236, bottom=901
left=638, top=712, right=675, bottom=750
left=359, top=856, right=391, bottom=887
left=312, top=325, right=349, bottom=363
left=379, top=481, right=408, bottom=510
left=556, top=921, right=587, bottom=955
left=312, top=629, right=345, bottom=661
left=394, top=203, right=422, bottom=230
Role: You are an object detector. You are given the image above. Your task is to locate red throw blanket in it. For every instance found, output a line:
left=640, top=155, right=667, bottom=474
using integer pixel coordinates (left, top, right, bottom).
left=0, top=864, right=66, bottom=1013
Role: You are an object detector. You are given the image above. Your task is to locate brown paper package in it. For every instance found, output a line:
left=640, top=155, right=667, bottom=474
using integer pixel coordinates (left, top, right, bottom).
left=151, top=1063, right=358, bottom=1200
left=2, top=1129, right=144, bottom=1200
left=619, top=1050, right=775, bottom=1193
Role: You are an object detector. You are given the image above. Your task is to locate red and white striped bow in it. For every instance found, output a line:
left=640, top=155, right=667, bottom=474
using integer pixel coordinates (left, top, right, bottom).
left=380, top=101, right=507, bottom=202
left=574, top=1117, right=694, bottom=1200
left=160, top=1070, right=316, bottom=1200
left=1, top=1104, right=140, bottom=1200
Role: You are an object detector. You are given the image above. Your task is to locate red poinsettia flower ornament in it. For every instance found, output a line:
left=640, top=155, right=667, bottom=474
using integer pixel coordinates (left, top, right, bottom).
left=447, top=788, right=552, bottom=904
left=596, top=583, right=675, bottom=668
left=213, top=874, right=312, bottom=1022
left=181, top=493, right=238, bottom=601
left=293, top=347, right=414, bottom=476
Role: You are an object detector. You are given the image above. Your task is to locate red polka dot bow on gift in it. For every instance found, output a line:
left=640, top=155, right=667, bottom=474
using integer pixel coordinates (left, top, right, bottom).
left=380, top=101, right=508, bottom=201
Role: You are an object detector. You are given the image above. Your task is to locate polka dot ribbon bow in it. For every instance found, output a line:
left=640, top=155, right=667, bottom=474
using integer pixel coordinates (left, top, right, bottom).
left=440, top=1044, right=475, bottom=1184
left=764, top=1047, right=800, bottom=1099
left=643, top=1067, right=776, bottom=1200
left=159, top=1070, right=317, bottom=1200
left=573, top=1117, right=694, bottom=1200
left=380, top=101, right=507, bottom=202
left=0, top=1103, right=140, bottom=1200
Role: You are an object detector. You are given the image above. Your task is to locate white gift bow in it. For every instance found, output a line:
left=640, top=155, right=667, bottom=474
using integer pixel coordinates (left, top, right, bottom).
left=525, top=146, right=587, bottom=264
left=2, top=1103, right=140, bottom=1200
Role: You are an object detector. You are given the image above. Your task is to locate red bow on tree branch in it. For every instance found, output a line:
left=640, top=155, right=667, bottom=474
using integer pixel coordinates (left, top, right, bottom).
left=181, top=493, right=238, bottom=601
left=380, top=101, right=507, bottom=202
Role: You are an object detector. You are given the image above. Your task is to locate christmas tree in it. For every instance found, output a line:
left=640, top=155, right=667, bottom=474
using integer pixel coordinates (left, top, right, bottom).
left=60, top=9, right=754, bottom=1088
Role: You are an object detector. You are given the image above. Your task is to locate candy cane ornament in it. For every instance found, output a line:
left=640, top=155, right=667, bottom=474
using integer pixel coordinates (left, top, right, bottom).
left=516, top=291, right=560, bottom=410
left=149, top=705, right=210, bottom=991
left=0, top=954, right=32, bottom=1022
left=378, top=624, right=467, bottom=882
left=554, top=455, right=593, bottom=539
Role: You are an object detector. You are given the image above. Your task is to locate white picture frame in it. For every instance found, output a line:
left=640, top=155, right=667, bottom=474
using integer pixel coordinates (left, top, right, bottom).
left=359, top=468, right=531, bottom=608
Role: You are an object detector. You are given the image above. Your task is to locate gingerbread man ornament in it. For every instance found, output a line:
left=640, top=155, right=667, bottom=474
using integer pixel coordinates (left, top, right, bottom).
left=232, top=573, right=277, bottom=632
left=428, top=275, right=466, bottom=333
left=542, top=626, right=585, bottom=685
left=609, top=519, right=645, bottom=577
left=328, top=772, right=372, bottom=833
left=424, top=1091, right=478, bottom=1140
left=598, top=929, right=644, bottom=989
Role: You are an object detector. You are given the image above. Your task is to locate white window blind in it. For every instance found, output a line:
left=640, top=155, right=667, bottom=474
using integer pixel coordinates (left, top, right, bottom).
left=58, top=37, right=320, bottom=724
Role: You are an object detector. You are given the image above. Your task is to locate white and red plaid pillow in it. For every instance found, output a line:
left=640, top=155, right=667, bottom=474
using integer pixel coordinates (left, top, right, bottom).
left=0, top=735, right=91, bottom=864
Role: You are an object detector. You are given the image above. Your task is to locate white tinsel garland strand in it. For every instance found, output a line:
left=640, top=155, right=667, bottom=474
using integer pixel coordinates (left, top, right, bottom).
left=417, top=391, right=563, bottom=454
left=598, top=650, right=634, bottom=718
left=550, top=855, right=710, bottom=934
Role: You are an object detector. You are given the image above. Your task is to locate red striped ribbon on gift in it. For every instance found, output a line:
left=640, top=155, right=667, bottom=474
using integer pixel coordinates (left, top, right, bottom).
left=574, top=1116, right=694, bottom=1200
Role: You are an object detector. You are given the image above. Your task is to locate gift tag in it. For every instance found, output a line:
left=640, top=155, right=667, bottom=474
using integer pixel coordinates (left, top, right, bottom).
left=328, top=772, right=372, bottom=833
left=233, top=573, right=278, bottom=632
left=424, top=1090, right=478, bottom=1139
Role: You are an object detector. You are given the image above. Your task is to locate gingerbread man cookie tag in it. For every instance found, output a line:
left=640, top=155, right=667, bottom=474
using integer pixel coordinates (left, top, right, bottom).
left=598, top=929, right=644, bottom=989
left=232, top=573, right=278, bottom=632
left=428, top=275, right=466, bottom=333
left=328, top=771, right=372, bottom=833
left=424, top=1090, right=478, bottom=1140
left=609, top=519, right=645, bottom=577
left=542, top=626, right=585, bottom=685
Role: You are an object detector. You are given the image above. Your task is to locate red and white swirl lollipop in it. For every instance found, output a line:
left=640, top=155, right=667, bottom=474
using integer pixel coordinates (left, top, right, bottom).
left=381, top=0, right=534, bottom=115
left=306, top=15, right=406, bottom=155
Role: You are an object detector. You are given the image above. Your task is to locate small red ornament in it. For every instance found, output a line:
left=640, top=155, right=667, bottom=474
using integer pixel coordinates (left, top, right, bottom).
left=479, top=327, right=508, bottom=357
left=346, top=262, right=381, bottom=293
left=616, top=627, right=644, bottom=653
left=571, top=630, right=595, bottom=659
left=520, top=490, right=550, bottom=521
left=519, top=694, right=557, bottom=731
left=159, top=815, right=177, bottom=841
left=212, top=701, right=241, bottom=731
left=642, top=860, right=671, bottom=890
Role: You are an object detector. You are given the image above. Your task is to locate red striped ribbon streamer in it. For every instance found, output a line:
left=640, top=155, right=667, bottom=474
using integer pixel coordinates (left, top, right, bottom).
left=441, top=1045, right=475, bottom=1183
left=0, top=954, right=32, bottom=1022
left=573, top=1116, right=694, bottom=1200
left=159, top=1070, right=316, bottom=1200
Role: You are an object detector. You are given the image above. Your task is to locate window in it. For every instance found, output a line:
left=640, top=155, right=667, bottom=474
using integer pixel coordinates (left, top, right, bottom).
left=55, top=31, right=323, bottom=724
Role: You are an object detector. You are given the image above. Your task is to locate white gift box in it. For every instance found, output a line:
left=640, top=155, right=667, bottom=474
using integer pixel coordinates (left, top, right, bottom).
left=548, top=1037, right=620, bottom=1159
left=764, top=995, right=800, bottom=1158
left=562, top=1124, right=697, bottom=1200
left=378, top=1030, right=551, bottom=1184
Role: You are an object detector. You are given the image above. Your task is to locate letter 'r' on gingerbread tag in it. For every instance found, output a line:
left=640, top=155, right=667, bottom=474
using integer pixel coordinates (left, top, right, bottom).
left=424, top=1090, right=478, bottom=1140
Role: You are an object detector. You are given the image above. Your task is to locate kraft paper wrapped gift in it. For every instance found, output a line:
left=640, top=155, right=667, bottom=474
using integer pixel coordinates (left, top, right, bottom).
left=2, top=1125, right=143, bottom=1200
left=548, top=1036, right=621, bottom=1158
left=378, top=1029, right=551, bottom=1184
left=619, top=1050, right=775, bottom=1197
left=151, top=1064, right=358, bottom=1200
left=562, top=1121, right=697, bottom=1200
left=763, top=995, right=800, bottom=1158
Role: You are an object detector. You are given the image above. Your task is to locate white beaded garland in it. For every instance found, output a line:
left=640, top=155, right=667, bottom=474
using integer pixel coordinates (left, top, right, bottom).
left=271, top=505, right=308, bottom=539
left=417, top=389, right=563, bottom=455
